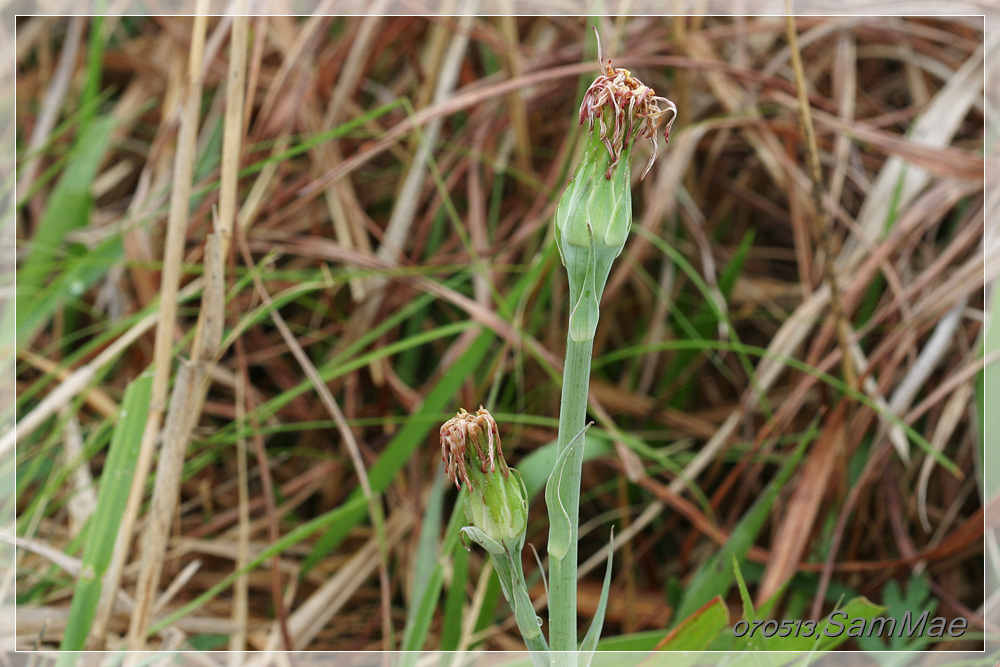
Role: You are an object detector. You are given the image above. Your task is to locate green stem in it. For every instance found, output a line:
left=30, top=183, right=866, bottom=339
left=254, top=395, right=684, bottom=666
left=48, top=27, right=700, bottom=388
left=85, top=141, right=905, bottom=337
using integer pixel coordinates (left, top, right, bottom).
left=548, top=336, right=594, bottom=659
left=508, top=553, right=550, bottom=665
left=485, top=545, right=548, bottom=666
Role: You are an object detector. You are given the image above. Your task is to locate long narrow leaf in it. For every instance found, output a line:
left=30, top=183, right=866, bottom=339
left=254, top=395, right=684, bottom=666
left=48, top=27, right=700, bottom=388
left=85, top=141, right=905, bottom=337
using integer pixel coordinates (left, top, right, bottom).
left=401, top=468, right=448, bottom=653
left=579, top=529, right=614, bottom=667
left=59, top=373, right=152, bottom=652
left=16, top=115, right=116, bottom=346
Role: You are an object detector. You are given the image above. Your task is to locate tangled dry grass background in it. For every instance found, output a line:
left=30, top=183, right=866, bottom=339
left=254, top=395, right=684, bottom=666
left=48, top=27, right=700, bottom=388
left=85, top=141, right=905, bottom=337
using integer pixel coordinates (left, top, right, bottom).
left=9, top=7, right=997, bottom=655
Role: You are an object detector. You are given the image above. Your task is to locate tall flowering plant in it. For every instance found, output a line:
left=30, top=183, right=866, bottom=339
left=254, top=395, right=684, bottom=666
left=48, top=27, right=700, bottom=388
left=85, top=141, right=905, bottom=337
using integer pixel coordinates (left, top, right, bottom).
left=442, top=28, right=676, bottom=666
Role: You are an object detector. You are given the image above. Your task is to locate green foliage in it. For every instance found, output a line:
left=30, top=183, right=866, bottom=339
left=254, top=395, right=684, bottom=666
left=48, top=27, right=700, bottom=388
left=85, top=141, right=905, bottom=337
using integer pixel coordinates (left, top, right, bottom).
left=186, top=634, right=230, bottom=650
left=399, top=477, right=468, bottom=658
left=401, top=470, right=449, bottom=653
left=663, top=229, right=753, bottom=408
left=439, top=528, right=470, bottom=652
left=660, top=597, right=730, bottom=652
left=578, top=530, right=614, bottom=666
left=59, top=373, right=153, bottom=652
left=853, top=575, right=936, bottom=653
left=15, top=115, right=116, bottom=346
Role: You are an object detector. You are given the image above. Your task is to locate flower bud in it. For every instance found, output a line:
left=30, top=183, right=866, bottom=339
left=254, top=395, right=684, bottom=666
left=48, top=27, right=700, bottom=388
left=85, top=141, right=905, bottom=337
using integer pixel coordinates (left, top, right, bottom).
left=554, top=28, right=677, bottom=343
left=441, top=407, right=528, bottom=549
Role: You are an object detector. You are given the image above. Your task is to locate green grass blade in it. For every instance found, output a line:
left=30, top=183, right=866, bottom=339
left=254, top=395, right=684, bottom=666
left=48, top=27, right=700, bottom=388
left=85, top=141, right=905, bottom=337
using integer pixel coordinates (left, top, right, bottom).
left=400, top=497, right=468, bottom=659
left=731, top=553, right=775, bottom=655
left=16, top=115, right=116, bottom=345
left=438, top=527, right=470, bottom=653
left=579, top=530, right=613, bottom=666
left=663, top=228, right=753, bottom=407
left=58, top=372, right=153, bottom=652
left=401, top=469, right=447, bottom=652
left=656, top=597, right=729, bottom=652
left=17, top=235, right=123, bottom=347
left=79, top=15, right=105, bottom=131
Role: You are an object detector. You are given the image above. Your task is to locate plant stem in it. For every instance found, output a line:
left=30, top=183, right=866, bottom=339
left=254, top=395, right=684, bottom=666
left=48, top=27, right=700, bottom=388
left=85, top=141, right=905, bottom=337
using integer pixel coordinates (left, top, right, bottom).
left=548, top=335, right=594, bottom=658
left=502, top=552, right=550, bottom=665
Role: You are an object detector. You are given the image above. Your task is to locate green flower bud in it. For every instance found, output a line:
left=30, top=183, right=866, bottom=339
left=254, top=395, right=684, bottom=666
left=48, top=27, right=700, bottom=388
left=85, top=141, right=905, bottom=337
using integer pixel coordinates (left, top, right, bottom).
left=554, top=28, right=677, bottom=343
left=554, top=123, right=634, bottom=343
left=441, top=407, right=528, bottom=550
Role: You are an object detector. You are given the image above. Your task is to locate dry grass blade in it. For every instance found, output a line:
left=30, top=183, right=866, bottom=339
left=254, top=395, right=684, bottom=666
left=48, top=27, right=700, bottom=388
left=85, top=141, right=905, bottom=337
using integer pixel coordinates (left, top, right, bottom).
left=840, top=35, right=991, bottom=272
left=97, top=10, right=210, bottom=651
left=216, top=7, right=247, bottom=258
left=828, top=30, right=856, bottom=204
left=917, top=379, right=975, bottom=533
left=308, top=8, right=384, bottom=301
left=785, top=8, right=857, bottom=391
left=221, top=9, right=251, bottom=656
left=884, top=304, right=965, bottom=461
left=17, top=16, right=84, bottom=202
left=17, top=349, right=118, bottom=418
left=757, top=403, right=846, bottom=604
left=128, top=231, right=226, bottom=647
left=126, top=362, right=199, bottom=649
left=60, top=407, right=95, bottom=537
left=230, top=366, right=250, bottom=658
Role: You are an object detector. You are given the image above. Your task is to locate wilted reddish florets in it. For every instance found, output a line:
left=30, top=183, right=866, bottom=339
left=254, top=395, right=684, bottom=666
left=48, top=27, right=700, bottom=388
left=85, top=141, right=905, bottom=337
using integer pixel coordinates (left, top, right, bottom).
left=579, top=27, right=677, bottom=180
left=440, top=407, right=507, bottom=492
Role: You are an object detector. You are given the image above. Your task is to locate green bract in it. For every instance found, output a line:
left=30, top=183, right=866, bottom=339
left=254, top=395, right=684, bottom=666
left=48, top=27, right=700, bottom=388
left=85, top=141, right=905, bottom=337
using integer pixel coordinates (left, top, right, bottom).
left=554, top=115, right=634, bottom=344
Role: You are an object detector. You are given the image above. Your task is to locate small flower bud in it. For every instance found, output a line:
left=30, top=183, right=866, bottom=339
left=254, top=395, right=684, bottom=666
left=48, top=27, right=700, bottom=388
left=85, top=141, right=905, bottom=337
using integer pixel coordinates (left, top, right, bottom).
left=441, top=407, right=528, bottom=549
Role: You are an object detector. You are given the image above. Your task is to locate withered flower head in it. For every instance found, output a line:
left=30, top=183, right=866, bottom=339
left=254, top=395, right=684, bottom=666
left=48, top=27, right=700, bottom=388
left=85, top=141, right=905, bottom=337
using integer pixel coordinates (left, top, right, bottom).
left=440, top=407, right=527, bottom=549
left=579, top=27, right=677, bottom=180
left=441, top=407, right=507, bottom=492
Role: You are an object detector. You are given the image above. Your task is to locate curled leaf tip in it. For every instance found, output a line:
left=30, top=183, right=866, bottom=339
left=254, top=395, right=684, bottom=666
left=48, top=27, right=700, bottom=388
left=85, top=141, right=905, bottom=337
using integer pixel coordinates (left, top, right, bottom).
left=580, top=26, right=678, bottom=180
